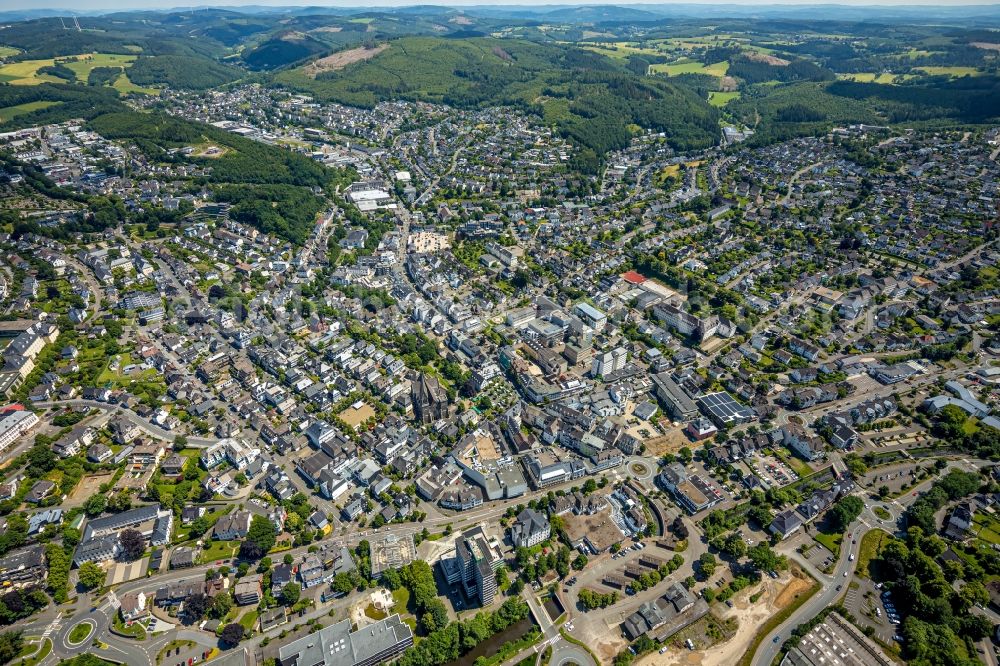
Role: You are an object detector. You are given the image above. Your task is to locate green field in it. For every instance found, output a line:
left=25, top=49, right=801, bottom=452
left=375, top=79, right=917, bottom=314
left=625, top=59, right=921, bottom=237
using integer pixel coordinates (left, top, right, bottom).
left=113, top=72, right=159, bottom=95
left=0, top=58, right=65, bottom=85
left=0, top=100, right=59, bottom=123
left=709, top=91, right=740, bottom=107
left=238, top=609, right=259, bottom=631
left=837, top=72, right=912, bottom=84
left=199, top=540, right=238, bottom=564
left=0, top=46, right=19, bottom=59
left=856, top=529, right=890, bottom=578
left=0, top=52, right=137, bottom=86
left=972, top=513, right=1000, bottom=545
left=814, top=529, right=843, bottom=557
left=581, top=42, right=664, bottom=60
left=651, top=59, right=729, bottom=77
left=915, top=66, right=982, bottom=77
left=64, top=53, right=137, bottom=80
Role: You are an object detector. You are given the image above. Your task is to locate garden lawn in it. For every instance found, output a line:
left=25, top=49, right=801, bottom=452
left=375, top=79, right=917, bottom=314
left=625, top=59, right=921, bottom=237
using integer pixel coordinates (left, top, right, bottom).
left=973, top=513, right=1000, bottom=545
left=856, top=529, right=890, bottom=579
left=814, top=529, right=842, bottom=557
left=19, top=638, right=52, bottom=666
left=239, top=610, right=258, bottom=631
left=198, top=540, right=238, bottom=564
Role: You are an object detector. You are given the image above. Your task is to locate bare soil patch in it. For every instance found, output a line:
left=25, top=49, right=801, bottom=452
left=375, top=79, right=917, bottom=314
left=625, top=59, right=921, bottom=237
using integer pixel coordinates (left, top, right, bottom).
left=639, top=570, right=809, bottom=666
left=774, top=570, right=812, bottom=608
left=971, top=42, right=1000, bottom=51
left=68, top=471, right=114, bottom=505
left=644, top=426, right=692, bottom=457
left=302, top=44, right=388, bottom=78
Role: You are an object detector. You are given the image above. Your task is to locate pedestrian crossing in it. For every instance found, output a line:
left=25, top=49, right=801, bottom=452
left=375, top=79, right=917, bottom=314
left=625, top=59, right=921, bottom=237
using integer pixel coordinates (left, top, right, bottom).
left=42, top=618, right=61, bottom=638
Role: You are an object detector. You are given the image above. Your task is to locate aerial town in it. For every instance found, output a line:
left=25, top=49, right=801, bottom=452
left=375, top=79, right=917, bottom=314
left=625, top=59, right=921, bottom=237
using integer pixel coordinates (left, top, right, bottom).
left=0, top=6, right=998, bottom=666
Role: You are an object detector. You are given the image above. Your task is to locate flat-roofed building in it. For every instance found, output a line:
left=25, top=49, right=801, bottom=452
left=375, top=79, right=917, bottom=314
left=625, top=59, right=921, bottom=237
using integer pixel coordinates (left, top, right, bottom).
left=277, top=614, right=413, bottom=666
left=780, top=611, right=893, bottom=666
left=651, top=373, right=698, bottom=421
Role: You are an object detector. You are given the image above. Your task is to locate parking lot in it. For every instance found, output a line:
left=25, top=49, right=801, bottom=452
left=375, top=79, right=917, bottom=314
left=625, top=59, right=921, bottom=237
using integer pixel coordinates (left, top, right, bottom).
left=842, top=577, right=897, bottom=644
left=860, top=462, right=923, bottom=494
left=743, top=454, right=798, bottom=488
left=788, top=532, right=836, bottom=573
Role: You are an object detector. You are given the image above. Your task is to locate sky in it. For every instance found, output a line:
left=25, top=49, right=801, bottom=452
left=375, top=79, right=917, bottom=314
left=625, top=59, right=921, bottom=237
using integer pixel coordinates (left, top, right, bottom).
left=2, top=0, right=999, bottom=11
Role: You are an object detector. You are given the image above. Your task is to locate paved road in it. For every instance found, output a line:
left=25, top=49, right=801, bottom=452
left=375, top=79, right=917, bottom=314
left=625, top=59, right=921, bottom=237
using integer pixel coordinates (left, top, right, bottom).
left=754, top=458, right=985, bottom=666
left=34, top=399, right=218, bottom=446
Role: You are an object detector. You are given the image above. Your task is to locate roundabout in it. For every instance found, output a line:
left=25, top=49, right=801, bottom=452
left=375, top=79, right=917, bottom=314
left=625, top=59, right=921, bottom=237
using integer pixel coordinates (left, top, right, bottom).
left=625, top=456, right=658, bottom=483
left=66, top=619, right=96, bottom=648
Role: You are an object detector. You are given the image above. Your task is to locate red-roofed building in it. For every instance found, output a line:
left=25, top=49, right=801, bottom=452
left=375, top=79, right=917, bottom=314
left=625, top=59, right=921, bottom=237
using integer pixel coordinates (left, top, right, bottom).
left=621, top=271, right=647, bottom=285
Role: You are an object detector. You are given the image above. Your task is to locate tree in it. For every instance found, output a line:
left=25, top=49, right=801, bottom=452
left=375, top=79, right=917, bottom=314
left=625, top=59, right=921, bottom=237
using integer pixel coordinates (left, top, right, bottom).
left=280, top=583, right=301, bottom=606
left=420, top=598, right=449, bottom=634
left=209, top=593, right=233, bottom=619
left=828, top=496, right=864, bottom=532
left=220, top=623, right=244, bottom=646
left=62, top=526, right=81, bottom=551
left=118, top=529, right=145, bottom=561
left=0, top=630, right=23, bottom=666
left=670, top=516, right=688, bottom=539
left=720, top=533, right=747, bottom=559
left=173, top=435, right=188, bottom=452
left=83, top=494, right=107, bottom=517
left=572, top=554, right=588, bottom=570
left=959, top=581, right=990, bottom=611
left=747, top=503, right=774, bottom=529
left=748, top=544, right=786, bottom=572
left=107, top=491, right=132, bottom=513
left=239, top=516, right=277, bottom=561
left=581, top=478, right=597, bottom=495
left=331, top=572, right=355, bottom=595
left=184, top=593, right=210, bottom=621
left=78, top=562, right=105, bottom=590
left=698, top=553, right=717, bottom=577
left=188, top=515, right=211, bottom=538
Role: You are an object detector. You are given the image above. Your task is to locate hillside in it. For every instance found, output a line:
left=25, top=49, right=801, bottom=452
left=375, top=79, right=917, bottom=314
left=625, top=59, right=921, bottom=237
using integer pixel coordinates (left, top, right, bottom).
left=128, top=55, right=242, bottom=90
left=276, top=36, right=720, bottom=172
left=85, top=111, right=353, bottom=244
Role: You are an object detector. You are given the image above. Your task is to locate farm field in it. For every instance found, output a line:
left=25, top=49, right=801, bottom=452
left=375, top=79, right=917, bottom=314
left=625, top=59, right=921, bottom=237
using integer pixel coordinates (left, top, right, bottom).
left=709, top=91, right=740, bottom=106
left=915, top=66, right=982, bottom=77
left=0, top=52, right=137, bottom=85
left=836, top=72, right=910, bottom=83
left=0, top=100, right=60, bottom=123
left=64, top=53, right=138, bottom=80
left=0, top=58, right=65, bottom=85
left=0, top=46, right=19, bottom=58
left=113, top=72, right=158, bottom=95
left=651, top=59, right=729, bottom=76
left=581, top=42, right=665, bottom=60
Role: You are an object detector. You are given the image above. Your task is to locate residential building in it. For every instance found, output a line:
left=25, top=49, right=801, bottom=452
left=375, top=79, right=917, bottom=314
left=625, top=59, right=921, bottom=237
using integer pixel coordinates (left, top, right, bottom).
left=510, top=508, right=550, bottom=548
